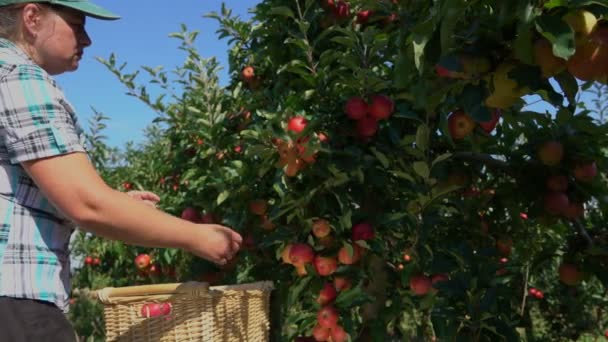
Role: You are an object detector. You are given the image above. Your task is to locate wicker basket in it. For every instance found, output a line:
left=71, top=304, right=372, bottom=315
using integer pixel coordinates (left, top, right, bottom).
left=93, top=281, right=273, bottom=342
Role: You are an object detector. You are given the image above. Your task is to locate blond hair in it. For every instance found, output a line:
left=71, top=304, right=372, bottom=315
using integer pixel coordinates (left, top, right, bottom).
left=0, top=5, right=24, bottom=39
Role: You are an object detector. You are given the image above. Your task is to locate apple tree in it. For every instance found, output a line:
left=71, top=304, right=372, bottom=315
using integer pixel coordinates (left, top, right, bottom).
left=70, top=0, right=608, bottom=341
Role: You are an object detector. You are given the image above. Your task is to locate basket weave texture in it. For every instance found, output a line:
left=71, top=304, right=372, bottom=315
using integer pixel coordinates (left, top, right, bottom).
left=94, top=281, right=273, bottom=342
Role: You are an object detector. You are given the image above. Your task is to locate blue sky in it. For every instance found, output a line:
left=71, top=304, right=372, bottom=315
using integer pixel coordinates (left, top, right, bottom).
left=56, top=1, right=260, bottom=147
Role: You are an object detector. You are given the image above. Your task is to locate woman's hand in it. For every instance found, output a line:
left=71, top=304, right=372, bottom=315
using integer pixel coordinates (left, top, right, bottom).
left=188, top=224, right=243, bottom=265
left=127, top=190, right=161, bottom=208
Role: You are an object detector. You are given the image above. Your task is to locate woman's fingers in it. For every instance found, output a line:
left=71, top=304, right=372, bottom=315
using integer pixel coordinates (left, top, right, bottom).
left=127, top=190, right=161, bottom=203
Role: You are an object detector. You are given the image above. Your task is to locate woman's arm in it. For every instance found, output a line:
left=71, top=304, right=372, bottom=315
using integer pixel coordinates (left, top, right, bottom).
left=21, top=152, right=241, bottom=264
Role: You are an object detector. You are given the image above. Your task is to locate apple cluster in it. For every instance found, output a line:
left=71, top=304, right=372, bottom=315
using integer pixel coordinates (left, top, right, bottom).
left=437, top=11, right=608, bottom=114
left=537, top=141, right=597, bottom=220
left=84, top=255, right=101, bottom=267
left=274, top=116, right=327, bottom=177
left=248, top=199, right=275, bottom=231
left=280, top=221, right=375, bottom=341
left=134, top=253, right=165, bottom=279
left=447, top=108, right=501, bottom=140
left=343, top=95, right=394, bottom=138
left=180, top=206, right=218, bottom=224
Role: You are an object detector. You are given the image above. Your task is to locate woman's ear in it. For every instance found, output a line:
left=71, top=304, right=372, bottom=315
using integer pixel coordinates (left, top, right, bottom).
left=20, top=3, right=45, bottom=39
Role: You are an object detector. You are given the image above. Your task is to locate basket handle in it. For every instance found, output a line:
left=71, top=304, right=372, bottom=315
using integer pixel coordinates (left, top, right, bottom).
left=93, top=281, right=209, bottom=304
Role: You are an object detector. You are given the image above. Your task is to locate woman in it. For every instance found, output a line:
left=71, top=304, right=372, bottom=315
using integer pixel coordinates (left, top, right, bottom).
left=0, top=1, right=242, bottom=341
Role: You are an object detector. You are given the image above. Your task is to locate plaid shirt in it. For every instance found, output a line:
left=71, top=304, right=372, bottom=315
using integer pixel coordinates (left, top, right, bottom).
left=0, top=38, right=87, bottom=312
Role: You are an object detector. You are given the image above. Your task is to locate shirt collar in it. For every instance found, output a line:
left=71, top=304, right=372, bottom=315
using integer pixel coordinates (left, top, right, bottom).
left=0, top=38, right=35, bottom=64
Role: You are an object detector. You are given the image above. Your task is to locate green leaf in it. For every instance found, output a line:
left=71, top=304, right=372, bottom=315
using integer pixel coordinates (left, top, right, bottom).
left=287, top=277, right=313, bottom=307
left=535, top=15, right=576, bottom=60
left=570, top=0, right=608, bottom=7
left=335, top=285, right=370, bottom=307
left=543, top=0, right=566, bottom=9
left=370, top=147, right=390, bottom=168
left=460, top=84, right=491, bottom=121
left=431, top=153, right=452, bottom=168
left=556, top=107, right=573, bottom=125
left=268, top=6, right=295, bottom=19
left=413, top=161, right=430, bottom=180
left=514, top=23, right=535, bottom=64
left=416, top=124, right=429, bottom=152
left=440, top=0, right=466, bottom=53
left=554, top=71, right=579, bottom=107
left=411, top=19, right=436, bottom=72
left=216, top=191, right=229, bottom=205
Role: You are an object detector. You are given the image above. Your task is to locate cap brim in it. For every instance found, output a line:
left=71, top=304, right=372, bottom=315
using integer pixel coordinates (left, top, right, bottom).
left=60, top=2, right=120, bottom=20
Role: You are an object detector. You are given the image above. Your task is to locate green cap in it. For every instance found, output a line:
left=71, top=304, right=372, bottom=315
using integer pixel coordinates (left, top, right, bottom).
left=0, top=0, right=119, bottom=20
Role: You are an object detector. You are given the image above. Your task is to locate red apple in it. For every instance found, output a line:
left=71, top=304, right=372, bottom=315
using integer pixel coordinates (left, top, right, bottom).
left=92, top=257, right=101, bottom=266
left=320, top=0, right=335, bottom=10
left=248, top=199, right=268, bottom=216
left=356, top=116, right=378, bottom=137
left=544, top=192, right=570, bottom=216
left=344, top=97, right=368, bottom=120
left=403, top=253, right=412, bottom=262
left=318, top=235, right=335, bottom=248
left=567, top=26, right=608, bottom=81
left=317, top=306, right=339, bottom=329
left=312, top=219, right=331, bottom=238
left=332, top=0, right=350, bottom=20
left=383, top=12, right=399, bottom=26
left=333, top=276, right=352, bottom=291
left=312, top=324, right=331, bottom=341
left=122, top=182, right=132, bottom=191
left=281, top=244, right=293, bottom=264
left=546, top=175, right=569, bottom=192
left=181, top=207, right=201, bottom=223
left=337, top=243, right=362, bottom=265
left=478, top=109, right=501, bottom=134
left=317, top=283, right=338, bottom=305
left=199, top=212, right=217, bottom=224
left=330, top=325, right=349, bottom=342
left=368, top=95, right=394, bottom=120
left=409, top=274, right=432, bottom=296
left=313, top=255, right=338, bottom=276
left=289, top=243, right=315, bottom=265
left=448, top=110, right=475, bottom=140
left=140, top=303, right=162, bottom=317
left=351, top=222, right=375, bottom=241
left=288, top=116, right=308, bottom=134
left=564, top=202, right=584, bottom=220
left=84, top=256, right=93, bottom=265
left=430, top=273, right=449, bottom=293
left=295, top=263, right=308, bottom=277
left=243, top=233, right=256, bottom=250
left=134, top=254, right=151, bottom=270
left=317, top=132, right=329, bottom=143
left=559, top=263, right=583, bottom=286
left=573, top=161, right=597, bottom=182
left=356, top=10, right=374, bottom=25
left=241, top=66, right=255, bottom=82
left=538, top=141, right=564, bottom=166
left=496, top=236, right=513, bottom=256
left=528, top=287, right=538, bottom=297
left=435, top=64, right=452, bottom=78
left=148, top=264, right=162, bottom=278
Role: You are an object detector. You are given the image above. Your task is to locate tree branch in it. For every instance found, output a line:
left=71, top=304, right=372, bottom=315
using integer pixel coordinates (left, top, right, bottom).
left=452, top=152, right=513, bottom=174
left=573, top=219, right=593, bottom=247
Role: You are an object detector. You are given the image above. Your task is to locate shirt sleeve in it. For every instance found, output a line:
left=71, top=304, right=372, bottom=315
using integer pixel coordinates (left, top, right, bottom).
left=0, top=64, right=86, bottom=164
